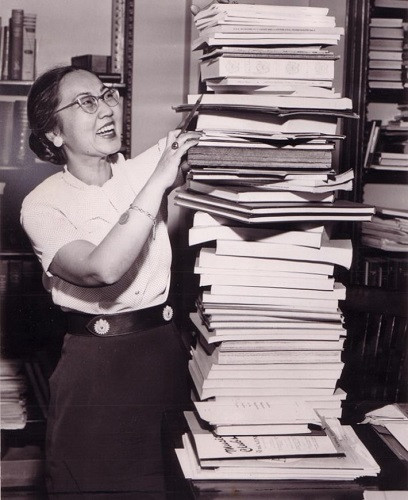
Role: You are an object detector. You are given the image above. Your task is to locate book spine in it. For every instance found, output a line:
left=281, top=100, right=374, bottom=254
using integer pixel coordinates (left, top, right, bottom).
left=0, top=21, right=3, bottom=79
left=0, top=259, right=7, bottom=293
left=188, top=146, right=332, bottom=160
left=22, top=259, right=43, bottom=293
left=9, top=9, right=24, bottom=81
left=71, top=55, right=111, bottom=73
left=21, top=13, right=36, bottom=81
left=0, top=101, right=15, bottom=165
left=368, top=69, right=402, bottom=81
left=0, top=181, right=4, bottom=252
left=8, top=259, right=23, bottom=293
left=1, top=26, right=10, bottom=80
left=111, top=0, right=125, bottom=80
left=201, top=58, right=335, bottom=81
left=12, top=100, right=30, bottom=165
left=370, top=27, right=404, bottom=39
left=364, top=256, right=383, bottom=287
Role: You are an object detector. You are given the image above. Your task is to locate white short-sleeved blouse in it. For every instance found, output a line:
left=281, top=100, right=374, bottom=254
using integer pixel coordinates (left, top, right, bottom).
left=20, top=139, right=172, bottom=314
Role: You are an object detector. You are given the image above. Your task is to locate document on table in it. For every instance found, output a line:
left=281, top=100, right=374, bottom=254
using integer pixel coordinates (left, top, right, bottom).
left=383, top=422, right=408, bottom=453
left=364, top=492, right=408, bottom=500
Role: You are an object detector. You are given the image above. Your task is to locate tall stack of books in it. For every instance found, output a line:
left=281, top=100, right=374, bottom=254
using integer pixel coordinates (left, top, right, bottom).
left=173, top=3, right=378, bottom=482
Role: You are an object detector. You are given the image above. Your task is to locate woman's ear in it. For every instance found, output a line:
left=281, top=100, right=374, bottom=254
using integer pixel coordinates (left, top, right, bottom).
left=45, top=130, right=64, bottom=148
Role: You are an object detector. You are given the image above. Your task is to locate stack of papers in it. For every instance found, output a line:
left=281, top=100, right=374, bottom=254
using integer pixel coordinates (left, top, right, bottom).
left=362, top=211, right=408, bottom=252
left=176, top=410, right=380, bottom=481
left=0, top=357, right=27, bottom=430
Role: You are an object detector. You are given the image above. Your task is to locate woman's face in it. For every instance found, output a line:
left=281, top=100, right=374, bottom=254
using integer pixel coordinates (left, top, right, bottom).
left=55, top=70, right=122, bottom=162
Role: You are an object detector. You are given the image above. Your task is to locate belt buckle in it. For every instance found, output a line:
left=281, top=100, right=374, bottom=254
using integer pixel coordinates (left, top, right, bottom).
left=92, top=318, right=111, bottom=336
left=162, top=305, right=173, bottom=322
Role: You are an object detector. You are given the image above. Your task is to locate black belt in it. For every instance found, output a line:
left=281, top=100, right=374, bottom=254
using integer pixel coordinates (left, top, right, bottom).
left=65, top=303, right=174, bottom=337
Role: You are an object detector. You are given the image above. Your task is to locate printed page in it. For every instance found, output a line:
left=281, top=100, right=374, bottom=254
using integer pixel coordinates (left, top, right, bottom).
left=383, top=422, right=408, bottom=452
left=185, top=411, right=339, bottom=460
left=194, top=399, right=319, bottom=425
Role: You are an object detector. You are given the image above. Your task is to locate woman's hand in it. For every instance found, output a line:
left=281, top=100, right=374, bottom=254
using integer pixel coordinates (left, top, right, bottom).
left=191, top=0, right=233, bottom=16
left=151, top=129, right=201, bottom=192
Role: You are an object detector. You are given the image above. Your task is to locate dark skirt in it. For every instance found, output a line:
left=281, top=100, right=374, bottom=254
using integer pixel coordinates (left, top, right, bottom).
left=45, top=320, right=190, bottom=499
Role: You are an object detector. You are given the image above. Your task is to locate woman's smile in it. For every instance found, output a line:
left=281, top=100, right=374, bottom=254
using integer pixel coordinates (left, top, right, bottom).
left=96, top=120, right=117, bottom=139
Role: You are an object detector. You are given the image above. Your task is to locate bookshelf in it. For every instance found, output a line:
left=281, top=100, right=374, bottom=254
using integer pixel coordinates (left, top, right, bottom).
left=340, top=0, right=408, bottom=407
left=349, top=0, right=408, bottom=288
left=0, top=1, right=135, bottom=494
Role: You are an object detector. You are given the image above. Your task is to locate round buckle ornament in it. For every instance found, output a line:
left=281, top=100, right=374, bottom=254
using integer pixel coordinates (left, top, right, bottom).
left=94, top=318, right=110, bottom=335
left=162, top=305, right=174, bottom=321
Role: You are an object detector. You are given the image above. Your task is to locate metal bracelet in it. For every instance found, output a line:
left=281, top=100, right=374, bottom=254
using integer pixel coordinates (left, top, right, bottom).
left=129, top=203, right=157, bottom=239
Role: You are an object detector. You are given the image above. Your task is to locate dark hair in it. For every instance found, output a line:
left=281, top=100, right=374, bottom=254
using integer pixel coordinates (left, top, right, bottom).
left=27, top=66, right=81, bottom=165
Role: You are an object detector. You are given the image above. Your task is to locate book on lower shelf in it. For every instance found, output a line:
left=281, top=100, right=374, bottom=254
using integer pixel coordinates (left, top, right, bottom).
left=0, top=100, right=14, bottom=165
left=0, top=98, right=33, bottom=167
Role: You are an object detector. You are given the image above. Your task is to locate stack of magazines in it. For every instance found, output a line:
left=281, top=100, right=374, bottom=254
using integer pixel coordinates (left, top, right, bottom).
left=173, top=2, right=378, bottom=481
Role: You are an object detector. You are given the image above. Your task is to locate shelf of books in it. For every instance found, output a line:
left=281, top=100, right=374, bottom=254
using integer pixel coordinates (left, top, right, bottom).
left=0, top=5, right=48, bottom=466
left=357, top=0, right=408, bottom=290
left=172, top=2, right=382, bottom=486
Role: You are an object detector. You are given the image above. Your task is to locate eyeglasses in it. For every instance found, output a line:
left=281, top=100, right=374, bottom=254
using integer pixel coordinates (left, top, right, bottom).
left=55, top=88, right=120, bottom=114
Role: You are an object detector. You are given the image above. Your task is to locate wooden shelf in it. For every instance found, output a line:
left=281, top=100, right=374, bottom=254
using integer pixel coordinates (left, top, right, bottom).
left=0, top=251, right=35, bottom=258
left=0, top=81, right=32, bottom=96
left=0, top=80, right=33, bottom=85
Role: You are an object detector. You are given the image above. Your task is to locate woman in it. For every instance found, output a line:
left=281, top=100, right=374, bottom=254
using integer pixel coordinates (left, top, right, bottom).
left=21, top=65, right=200, bottom=498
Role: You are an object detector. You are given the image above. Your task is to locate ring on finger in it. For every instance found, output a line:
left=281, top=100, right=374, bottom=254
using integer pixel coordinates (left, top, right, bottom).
left=171, top=141, right=179, bottom=150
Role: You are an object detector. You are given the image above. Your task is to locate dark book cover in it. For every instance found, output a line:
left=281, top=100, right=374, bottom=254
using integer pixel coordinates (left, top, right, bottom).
left=8, top=9, right=24, bottom=81
left=71, top=54, right=111, bottom=73
left=0, top=101, right=14, bottom=165
left=1, top=26, right=10, bottom=80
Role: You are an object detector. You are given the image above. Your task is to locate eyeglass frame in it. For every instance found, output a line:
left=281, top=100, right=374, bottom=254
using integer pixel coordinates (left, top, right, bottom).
left=55, top=87, right=120, bottom=114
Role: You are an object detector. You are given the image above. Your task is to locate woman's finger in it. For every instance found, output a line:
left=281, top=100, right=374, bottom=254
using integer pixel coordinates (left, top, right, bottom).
left=191, top=0, right=231, bottom=16
left=169, top=132, right=201, bottom=152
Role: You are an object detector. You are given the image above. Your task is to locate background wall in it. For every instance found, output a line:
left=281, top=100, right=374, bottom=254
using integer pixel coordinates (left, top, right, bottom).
left=0, top=0, right=112, bottom=76
left=130, top=0, right=192, bottom=235
left=130, top=0, right=191, bottom=156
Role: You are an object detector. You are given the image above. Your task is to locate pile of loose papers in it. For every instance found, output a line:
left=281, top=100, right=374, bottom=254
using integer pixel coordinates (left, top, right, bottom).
left=176, top=406, right=380, bottom=480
